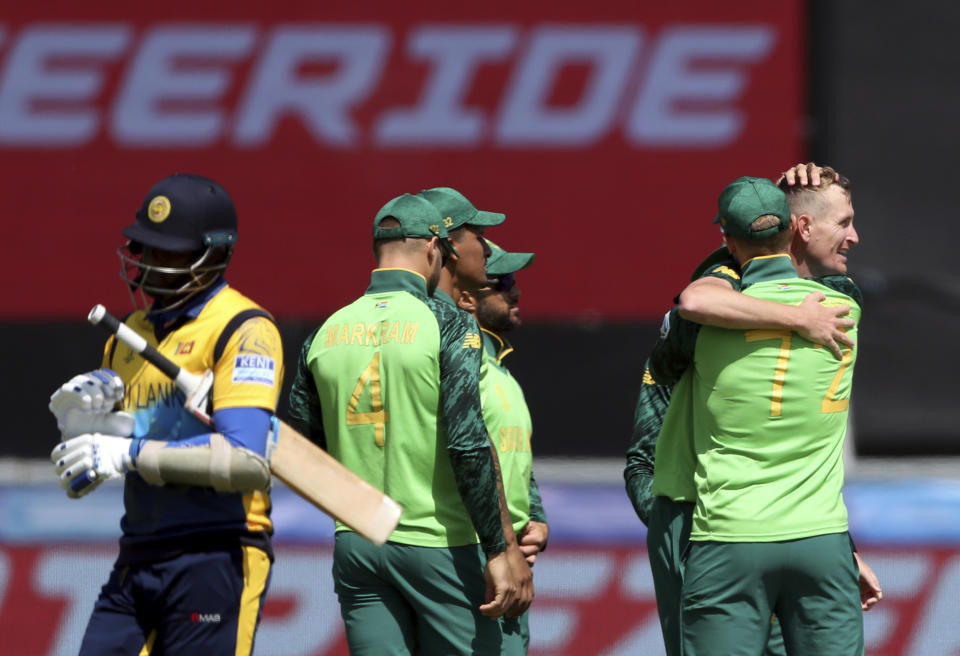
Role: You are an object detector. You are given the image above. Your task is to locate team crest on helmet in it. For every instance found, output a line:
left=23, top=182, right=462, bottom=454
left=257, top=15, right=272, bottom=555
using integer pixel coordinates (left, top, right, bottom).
left=443, top=216, right=454, bottom=227
left=148, top=195, right=172, bottom=223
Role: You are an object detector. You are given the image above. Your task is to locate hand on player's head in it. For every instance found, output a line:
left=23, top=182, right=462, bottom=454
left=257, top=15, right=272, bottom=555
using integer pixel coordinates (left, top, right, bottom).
left=777, top=162, right=839, bottom=187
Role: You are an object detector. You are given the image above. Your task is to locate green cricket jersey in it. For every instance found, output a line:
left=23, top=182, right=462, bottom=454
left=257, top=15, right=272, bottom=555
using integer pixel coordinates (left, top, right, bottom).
left=288, top=268, right=505, bottom=552
left=478, top=328, right=539, bottom=534
left=669, top=254, right=861, bottom=541
left=646, top=257, right=863, bottom=514
left=651, top=255, right=860, bottom=541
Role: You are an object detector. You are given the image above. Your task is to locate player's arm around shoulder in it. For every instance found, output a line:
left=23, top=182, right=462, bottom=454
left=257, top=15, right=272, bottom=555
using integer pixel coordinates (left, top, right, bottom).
left=681, top=271, right=856, bottom=359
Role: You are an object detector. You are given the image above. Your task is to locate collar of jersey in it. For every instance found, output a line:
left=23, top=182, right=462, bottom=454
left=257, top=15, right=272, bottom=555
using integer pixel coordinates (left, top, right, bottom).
left=432, top=288, right=457, bottom=307
left=367, top=268, right=428, bottom=296
left=147, top=277, right=228, bottom=334
left=480, top=328, right=514, bottom=364
left=740, top=254, right=797, bottom=287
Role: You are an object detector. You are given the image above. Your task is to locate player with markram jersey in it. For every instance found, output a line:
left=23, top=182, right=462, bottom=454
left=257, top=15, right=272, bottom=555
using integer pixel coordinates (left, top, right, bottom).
left=288, top=193, right=527, bottom=655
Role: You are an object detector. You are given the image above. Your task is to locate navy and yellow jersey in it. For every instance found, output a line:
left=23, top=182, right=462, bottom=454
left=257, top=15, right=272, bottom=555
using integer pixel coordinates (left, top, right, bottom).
left=288, top=269, right=506, bottom=554
left=104, top=281, right=283, bottom=563
left=624, top=256, right=741, bottom=521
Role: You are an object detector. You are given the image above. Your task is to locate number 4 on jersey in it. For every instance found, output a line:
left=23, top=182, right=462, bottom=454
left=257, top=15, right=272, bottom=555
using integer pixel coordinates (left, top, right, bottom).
left=345, top=352, right=389, bottom=446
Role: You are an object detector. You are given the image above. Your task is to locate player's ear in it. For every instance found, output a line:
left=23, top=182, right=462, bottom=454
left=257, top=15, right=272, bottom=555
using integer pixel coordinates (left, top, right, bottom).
left=722, top=234, right=737, bottom=256
left=457, top=290, right=478, bottom=313
left=425, top=236, right=441, bottom=264
left=795, top=214, right=813, bottom=242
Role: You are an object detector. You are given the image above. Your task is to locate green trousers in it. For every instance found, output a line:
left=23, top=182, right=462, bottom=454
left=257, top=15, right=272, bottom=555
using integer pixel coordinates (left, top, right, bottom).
left=333, top=531, right=504, bottom=655
left=499, top=612, right=528, bottom=655
left=682, top=533, right=863, bottom=656
left=646, top=496, right=786, bottom=656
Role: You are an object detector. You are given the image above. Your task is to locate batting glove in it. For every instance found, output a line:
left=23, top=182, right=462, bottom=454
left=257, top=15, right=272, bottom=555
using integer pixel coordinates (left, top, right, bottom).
left=51, top=434, right=138, bottom=499
left=49, top=369, right=135, bottom=439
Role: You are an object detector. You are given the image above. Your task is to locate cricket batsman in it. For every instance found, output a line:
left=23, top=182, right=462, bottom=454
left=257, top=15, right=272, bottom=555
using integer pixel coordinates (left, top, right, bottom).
left=48, top=173, right=283, bottom=655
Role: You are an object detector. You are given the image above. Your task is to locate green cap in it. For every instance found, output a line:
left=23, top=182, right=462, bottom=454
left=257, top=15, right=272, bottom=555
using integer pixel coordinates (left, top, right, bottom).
left=418, top=187, right=506, bottom=232
left=373, top=193, right=449, bottom=241
left=713, top=176, right=790, bottom=239
left=485, top=239, right=535, bottom=276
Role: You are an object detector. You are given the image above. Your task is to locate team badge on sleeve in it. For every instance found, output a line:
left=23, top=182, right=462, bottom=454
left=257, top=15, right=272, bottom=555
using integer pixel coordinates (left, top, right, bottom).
left=233, top=354, right=276, bottom=386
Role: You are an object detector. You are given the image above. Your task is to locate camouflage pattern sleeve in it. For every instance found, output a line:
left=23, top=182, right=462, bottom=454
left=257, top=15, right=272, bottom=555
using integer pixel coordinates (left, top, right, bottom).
left=286, top=326, right=327, bottom=450
left=623, top=360, right=672, bottom=526
left=817, top=275, right=864, bottom=308
left=428, top=298, right=507, bottom=555
left=528, top=470, right=547, bottom=524
left=648, top=307, right=701, bottom=386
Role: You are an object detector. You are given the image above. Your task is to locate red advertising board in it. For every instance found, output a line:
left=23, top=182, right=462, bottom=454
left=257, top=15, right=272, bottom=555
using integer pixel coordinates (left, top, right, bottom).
left=1, top=1, right=804, bottom=320
left=0, top=544, right=957, bottom=655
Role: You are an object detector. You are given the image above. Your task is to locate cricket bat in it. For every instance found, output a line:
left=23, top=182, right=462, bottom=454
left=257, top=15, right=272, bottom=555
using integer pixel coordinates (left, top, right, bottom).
left=87, top=304, right=402, bottom=546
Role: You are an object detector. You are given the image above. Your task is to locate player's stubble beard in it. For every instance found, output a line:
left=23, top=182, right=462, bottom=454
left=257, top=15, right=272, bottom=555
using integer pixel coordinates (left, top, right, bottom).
left=476, top=292, right=520, bottom=334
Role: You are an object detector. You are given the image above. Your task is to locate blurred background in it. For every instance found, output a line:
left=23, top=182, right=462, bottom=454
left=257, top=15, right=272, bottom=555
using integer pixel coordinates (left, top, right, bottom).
left=2, top=1, right=959, bottom=654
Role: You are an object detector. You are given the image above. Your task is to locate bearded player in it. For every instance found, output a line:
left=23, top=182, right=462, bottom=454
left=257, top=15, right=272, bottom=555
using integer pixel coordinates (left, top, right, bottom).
left=457, top=240, right=549, bottom=654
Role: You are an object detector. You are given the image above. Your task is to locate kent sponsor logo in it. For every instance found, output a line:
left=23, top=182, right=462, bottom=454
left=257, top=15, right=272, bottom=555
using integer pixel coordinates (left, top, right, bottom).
left=233, top=354, right=276, bottom=386
left=236, top=354, right=273, bottom=369
left=0, top=22, right=775, bottom=149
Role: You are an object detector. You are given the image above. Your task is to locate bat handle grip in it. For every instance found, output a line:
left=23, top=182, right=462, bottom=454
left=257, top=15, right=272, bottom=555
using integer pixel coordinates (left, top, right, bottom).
left=88, top=304, right=121, bottom=333
left=88, top=304, right=184, bottom=384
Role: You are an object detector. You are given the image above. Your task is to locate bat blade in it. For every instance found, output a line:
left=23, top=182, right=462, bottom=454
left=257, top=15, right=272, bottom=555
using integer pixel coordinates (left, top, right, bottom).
left=269, top=421, right=403, bottom=546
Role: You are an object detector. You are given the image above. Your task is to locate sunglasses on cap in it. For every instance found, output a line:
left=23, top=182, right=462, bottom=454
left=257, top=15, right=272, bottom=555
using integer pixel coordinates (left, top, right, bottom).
left=485, top=273, right=516, bottom=292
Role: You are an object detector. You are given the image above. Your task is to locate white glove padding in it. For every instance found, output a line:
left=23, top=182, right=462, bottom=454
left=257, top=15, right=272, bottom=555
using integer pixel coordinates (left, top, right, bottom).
left=51, top=434, right=135, bottom=499
left=49, top=369, right=134, bottom=439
